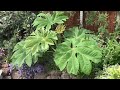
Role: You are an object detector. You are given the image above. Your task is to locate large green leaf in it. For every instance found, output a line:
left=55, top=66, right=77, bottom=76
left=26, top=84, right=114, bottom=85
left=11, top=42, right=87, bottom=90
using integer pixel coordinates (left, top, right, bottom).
left=33, top=11, right=68, bottom=31
left=11, top=41, right=28, bottom=67
left=11, top=29, right=58, bottom=67
left=64, top=27, right=91, bottom=40
left=25, top=29, right=58, bottom=52
left=54, top=27, right=102, bottom=75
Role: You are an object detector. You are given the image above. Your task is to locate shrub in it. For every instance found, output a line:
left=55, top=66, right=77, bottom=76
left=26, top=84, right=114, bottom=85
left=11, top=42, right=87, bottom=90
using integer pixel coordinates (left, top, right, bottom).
left=95, top=64, right=120, bottom=79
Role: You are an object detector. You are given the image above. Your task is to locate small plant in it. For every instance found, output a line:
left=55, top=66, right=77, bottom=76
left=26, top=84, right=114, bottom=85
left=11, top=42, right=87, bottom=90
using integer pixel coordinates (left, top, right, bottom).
left=95, top=64, right=120, bottom=79
left=55, top=24, right=66, bottom=34
left=97, top=12, right=108, bottom=33
left=102, top=35, right=120, bottom=65
left=85, top=11, right=108, bottom=34
left=54, top=27, right=102, bottom=75
left=85, top=11, right=97, bottom=25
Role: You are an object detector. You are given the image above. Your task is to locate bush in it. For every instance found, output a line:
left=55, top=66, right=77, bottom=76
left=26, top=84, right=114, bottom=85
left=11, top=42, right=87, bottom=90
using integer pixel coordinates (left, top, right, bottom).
left=95, top=64, right=120, bottom=79
left=0, top=11, right=36, bottom=60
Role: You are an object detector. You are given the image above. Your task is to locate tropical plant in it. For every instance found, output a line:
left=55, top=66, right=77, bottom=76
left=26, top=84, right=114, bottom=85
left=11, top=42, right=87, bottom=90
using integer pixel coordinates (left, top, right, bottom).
left=54, top=27, right=102, bottom=75
left=11, top=29, right=58, bottom=67
left=11, top=11, right=68, bottom=67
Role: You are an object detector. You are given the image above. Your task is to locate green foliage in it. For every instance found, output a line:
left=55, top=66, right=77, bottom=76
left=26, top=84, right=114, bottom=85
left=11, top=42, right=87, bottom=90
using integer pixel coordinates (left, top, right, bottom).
left=33, top=11, right=68, bottom=31
left=97, top=13, right=108, bottom=25
left=97, top=13, right=108, bottom=33
left=85, top=11, right=97, bottom=25
left=11, top=28, right=58, bottom=67
left=85, top=11, right=108, bottom=33
left=115, top=16, right=120, bottom=35
left=102, top=36, right=120, bottom=65
left=0, top=11, right=36, bottom=61
left=97, top=13, right=120, bottom=66
left=54, top=27, right=102, bottom=75
left=0, top=11, right=36, bottom=42
left=95, top=64, right=120, bottom=79
left=11, top=11, right=68, bottom=67
left=25, top=29, right=58, bottom=52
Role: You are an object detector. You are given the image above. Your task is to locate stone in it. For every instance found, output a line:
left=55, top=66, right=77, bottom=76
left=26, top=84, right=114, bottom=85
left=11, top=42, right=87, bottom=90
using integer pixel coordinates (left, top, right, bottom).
left=49, top=70, right=62, bottom=76
left=2, top=67, right=9, bottom=75
left=2, top=62, right=8, bottom=68
left=61, top=71, right=70, bottom=79
left=70, top=75, right=77, bottom=79
left=0, top=75, right=3, bottom=79
left=46, top=76, right=51, bottom=79
left=5, top=76, right=11, bottom=79
left=11, top=71, right=21, bottom=79
left=34, top=72, right=47, bottom=79
left=50, top=75, right=60, bottom=79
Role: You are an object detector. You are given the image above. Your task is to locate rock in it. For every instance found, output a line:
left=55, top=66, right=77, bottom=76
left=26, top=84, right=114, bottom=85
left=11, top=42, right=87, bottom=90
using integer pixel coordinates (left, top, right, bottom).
left=49, top=70, right=62, bottom=76
left=46, top=75, right=60, bottom=79
left=46, top=70, right=62, bottom=79
left=11, top=71, right=21, bottom=79
left=0, top=69, right=3, bottom=76
left=46, top=76, right=51, bottom=79
left=70, top=75, right=77, bottom=79
left=4, top=76, right=11, bottom=79
left=2, top=62, right=8, bottom=68
left=2, top=67, right=9, bottom=75
left=50, top=75, right=61, bottom=79
left=61, top=71, right=70, bottom=79
left=34, top=72, right=47, bottom=79
left=0, top=75, right=3, bottom=79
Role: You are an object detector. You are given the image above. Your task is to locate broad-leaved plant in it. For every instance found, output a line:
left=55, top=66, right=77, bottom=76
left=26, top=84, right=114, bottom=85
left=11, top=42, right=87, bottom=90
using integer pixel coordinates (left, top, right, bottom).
left=54, top=27, right=102, bottom=75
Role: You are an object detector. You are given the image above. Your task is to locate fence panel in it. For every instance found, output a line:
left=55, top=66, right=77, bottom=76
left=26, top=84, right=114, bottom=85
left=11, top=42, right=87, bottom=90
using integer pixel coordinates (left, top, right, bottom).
left=83, top=11, right=117, bottom=33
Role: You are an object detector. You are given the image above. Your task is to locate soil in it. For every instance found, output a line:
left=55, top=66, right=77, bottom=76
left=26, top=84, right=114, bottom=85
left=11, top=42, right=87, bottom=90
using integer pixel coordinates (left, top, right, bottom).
left=1, top=62, right=79, bottom=79
left=11, top=70, right=22, bottom=79
left=1, top=70, right=78, bottom=79
left=34, top=70, right=78, bottom=79
left=0, top=60, right=79, bottom=79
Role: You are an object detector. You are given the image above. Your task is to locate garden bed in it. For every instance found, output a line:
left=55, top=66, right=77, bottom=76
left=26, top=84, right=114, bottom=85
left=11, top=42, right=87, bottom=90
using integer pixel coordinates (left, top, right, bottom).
left=0, top=11, right=120, bottom=79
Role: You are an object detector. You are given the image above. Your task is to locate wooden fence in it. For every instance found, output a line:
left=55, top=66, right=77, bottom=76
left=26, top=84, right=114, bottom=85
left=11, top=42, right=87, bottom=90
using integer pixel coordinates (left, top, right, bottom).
left=32, top=11, right=117, bottom=33
left=65, top=11, right=117, bottom=33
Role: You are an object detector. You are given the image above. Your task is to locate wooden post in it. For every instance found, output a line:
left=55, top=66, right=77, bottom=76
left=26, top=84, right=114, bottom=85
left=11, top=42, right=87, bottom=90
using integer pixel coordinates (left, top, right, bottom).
left=64, top=11, right=80, bottom=29
left=107, top=11, right=117, bottom=33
